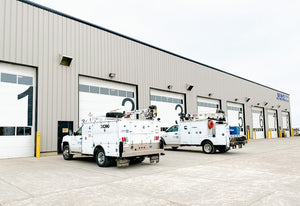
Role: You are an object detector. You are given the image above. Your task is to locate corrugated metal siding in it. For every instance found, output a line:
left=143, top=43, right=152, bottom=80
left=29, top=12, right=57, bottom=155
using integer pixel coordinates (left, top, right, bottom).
left=0, top=0, right=291, bottom=151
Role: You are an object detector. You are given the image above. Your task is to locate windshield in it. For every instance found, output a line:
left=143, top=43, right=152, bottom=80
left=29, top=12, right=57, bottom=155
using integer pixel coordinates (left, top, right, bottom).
left=166, top=125, right=178, bottom=132
left=75, top=126, right=82, bottom=135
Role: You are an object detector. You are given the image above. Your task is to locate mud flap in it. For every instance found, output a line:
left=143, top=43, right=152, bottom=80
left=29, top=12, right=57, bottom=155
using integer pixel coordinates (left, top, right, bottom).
left=150, top=155, right=159, bottom=164
left=116, top=158, right=130, bottom=167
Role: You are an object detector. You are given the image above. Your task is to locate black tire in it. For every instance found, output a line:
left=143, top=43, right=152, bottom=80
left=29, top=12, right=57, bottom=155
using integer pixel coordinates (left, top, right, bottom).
left=62, top=145, right=73, bottom=160
left=171, top=146, right=178, bottom=150
left=202, top=141, right=215, bottom=154
left=108, top=157, right=117, bottom=166
left=218, top=146, right=229, bottom=153
left=95, top=148, right=110, bottom=167
left=160, top=139, right=165, bottom=148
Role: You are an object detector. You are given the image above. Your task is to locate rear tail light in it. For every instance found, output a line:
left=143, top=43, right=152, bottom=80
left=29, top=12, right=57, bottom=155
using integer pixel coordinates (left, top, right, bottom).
left=208, top=120, right=214, bottom=129
left=154, top=136, right=159, bottom=140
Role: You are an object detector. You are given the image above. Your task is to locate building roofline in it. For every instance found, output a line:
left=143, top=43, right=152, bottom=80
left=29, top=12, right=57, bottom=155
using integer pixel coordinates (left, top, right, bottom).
left=18, top=0, right=289, bottom=95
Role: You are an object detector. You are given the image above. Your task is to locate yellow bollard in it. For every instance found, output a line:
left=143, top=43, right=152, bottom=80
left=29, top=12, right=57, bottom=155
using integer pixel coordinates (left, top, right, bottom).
left=267, top=130, right=269, bottom=139
left=284, top=130, right=286, bottom=138
left=270, top=130, right=272, bottom=139
left=292, top=129, right=294, bottom=137
left=279, top=130, right=282, bottom=138
left=247, top=129, right=250, bottom=141
left=36, top=131, right=40, bottom=158
left=254, top=130, right=257, bottom=140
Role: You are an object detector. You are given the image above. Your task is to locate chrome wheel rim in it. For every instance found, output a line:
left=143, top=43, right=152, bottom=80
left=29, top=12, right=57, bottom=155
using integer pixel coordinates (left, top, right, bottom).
left=97, top=152, right=105, bottom=164
left=204, top=144, right=212, bottom=153
left=63, top=148, right=69, bottom=157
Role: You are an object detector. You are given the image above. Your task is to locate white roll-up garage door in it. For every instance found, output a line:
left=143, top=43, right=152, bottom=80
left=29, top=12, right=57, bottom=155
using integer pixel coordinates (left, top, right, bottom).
left=79, top=77, right=136, bottom=122
left=227, top=102, right=245, bottom=134
left=150, top=89, right=185, bottom=131
left=267, top=110, right=278, bottom=138
left=252, top=107, right=265, bottom=139
left=282, top=111, right=290, bottom=137
left=0, top=63, right=36, bottom=159
left=197, top=97, right=220, bottom=113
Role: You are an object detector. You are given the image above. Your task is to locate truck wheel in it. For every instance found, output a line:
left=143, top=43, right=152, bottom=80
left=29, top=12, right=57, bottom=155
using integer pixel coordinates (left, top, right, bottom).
left=62, top=145, right=73, bottom=160
left=95, top=148, right=110, bottom=167
left=171, top=147, right=178, bottom=150
left=202, top=141, right=215, bottom=154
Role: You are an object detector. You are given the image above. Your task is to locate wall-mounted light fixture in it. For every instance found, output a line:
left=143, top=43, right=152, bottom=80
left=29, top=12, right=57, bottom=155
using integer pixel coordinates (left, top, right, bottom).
left=186, top=84, right=194, bottom=91
left=271, top=106, right=274, bottom=109
left=208, top=93, right=213, bottom=97
left=285, top=109, right=288, bottom=111
left=235, top=98, right=238, bottom=102
left=278, top=105, right=281, bottom=108
left=167, top=85, right=173, bottom=90
left=109, top=73, right=116, bottom=78
left=257, top=103, right=260, bottom=106
left=264, top=102, right=268, bottom=106
left=245, top=97, right=251, bottom=102
left=60, top=55, right=73, bottom=66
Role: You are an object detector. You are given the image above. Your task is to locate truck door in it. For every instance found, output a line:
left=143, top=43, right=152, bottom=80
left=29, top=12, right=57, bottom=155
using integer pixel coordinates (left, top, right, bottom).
left=82, top=124, right=94, bottom=154
left=190, top=122, right=200, bottom=145
left=164, top=125, right=179, bottom=144
left=180, top=122, right=191, bottom=144
left=71, top=126, right=82, bottom=152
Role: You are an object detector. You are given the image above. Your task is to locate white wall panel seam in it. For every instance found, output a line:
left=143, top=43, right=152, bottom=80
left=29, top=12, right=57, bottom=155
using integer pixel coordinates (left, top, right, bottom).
left=0, top=0, right=4, bottom=59
left=9, top=0, right=16, bottom=62
left=3, top=0, right=10, bottom=60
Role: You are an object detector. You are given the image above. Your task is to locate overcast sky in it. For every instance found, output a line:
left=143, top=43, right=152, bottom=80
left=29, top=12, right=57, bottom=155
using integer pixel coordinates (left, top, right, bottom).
left=31, top=0, right=300, bottom=128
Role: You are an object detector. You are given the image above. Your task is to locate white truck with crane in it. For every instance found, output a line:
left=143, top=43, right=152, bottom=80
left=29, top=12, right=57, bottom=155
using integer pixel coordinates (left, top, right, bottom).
left=161, top=111, right=247, bottom=154
left=61, top=106, right=164, bottom=167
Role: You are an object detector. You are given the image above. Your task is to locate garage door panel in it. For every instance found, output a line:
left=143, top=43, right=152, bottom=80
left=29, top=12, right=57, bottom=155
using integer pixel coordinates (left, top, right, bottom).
left=252, top=107, right=265, bottom=139
left=0, top=63, right=36, bottom=159
left=79, top=93, right=135, bottom=121
left=197, top=97, right=220, bottom=113
left=150, top=89, right=185, bottom=130
left=268, top=110, right=278, bottom=138
left=79, top=77, right=136, bottom=122
left=282, top=111, right=290, bottom=137
left=227, top=102, right=245, bottom=134
left=0, top=85, right=32, bottom=126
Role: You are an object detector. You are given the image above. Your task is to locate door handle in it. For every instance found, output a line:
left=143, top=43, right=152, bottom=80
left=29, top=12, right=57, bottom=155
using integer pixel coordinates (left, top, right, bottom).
left=80, top=137, right=82, bottom=140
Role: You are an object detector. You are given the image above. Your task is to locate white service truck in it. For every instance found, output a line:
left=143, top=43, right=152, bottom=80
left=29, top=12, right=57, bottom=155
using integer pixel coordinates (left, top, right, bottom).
left=61, top=106, right=164, bottom=167
left=161, top=111, right=247, bottom=154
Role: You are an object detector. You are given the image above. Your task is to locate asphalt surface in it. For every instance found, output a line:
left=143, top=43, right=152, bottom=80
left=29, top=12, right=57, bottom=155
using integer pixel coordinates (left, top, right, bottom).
left=1, top=137, right=300, bottom=206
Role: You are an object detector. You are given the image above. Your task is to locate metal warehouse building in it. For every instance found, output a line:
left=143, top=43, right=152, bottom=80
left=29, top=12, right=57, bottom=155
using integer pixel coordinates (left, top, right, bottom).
left=0, top=0, right=291, bottom=158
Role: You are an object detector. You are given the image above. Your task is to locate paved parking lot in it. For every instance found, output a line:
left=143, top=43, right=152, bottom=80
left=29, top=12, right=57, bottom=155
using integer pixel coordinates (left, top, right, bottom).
left=1, top=137, right=300, bottom=206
